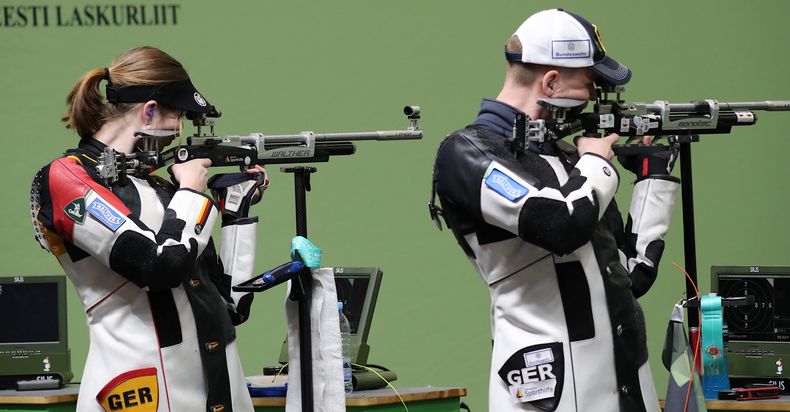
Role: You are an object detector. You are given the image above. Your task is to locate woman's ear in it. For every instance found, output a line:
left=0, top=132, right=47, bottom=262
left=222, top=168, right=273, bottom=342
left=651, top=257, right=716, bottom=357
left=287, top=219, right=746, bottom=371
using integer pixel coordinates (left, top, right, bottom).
left=142, top=100, right=157, bottom=123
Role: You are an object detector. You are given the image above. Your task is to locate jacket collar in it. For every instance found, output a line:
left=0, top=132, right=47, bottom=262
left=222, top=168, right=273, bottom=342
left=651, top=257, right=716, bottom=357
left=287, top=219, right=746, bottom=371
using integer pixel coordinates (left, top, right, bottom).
left=471, top=98, right=559, bottom=156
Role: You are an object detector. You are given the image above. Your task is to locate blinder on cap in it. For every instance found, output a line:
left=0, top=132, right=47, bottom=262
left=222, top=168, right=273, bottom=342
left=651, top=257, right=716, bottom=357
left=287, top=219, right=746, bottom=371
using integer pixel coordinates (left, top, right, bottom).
left=105, top=78, right=219, bottom=117
left=561, top=10, right=631, bottom=85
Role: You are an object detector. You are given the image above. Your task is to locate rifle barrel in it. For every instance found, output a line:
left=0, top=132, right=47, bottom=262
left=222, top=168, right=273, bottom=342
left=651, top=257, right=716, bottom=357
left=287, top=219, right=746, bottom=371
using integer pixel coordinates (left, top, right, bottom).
left=720, top=101, right=790, bottom=111
left=642, top=100, right=790, bottom=113
left=262, top=130, right=422, bottom=143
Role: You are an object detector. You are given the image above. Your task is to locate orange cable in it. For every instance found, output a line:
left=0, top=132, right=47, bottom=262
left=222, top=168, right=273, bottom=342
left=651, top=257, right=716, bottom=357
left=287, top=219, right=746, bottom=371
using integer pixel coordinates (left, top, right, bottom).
left=672, top=261, right=702, bottom=412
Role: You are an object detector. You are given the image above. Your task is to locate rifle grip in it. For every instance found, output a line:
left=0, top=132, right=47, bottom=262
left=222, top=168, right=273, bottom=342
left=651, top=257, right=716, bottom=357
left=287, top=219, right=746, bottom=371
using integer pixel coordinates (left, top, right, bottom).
left=174, top=145, right=257, bottom=168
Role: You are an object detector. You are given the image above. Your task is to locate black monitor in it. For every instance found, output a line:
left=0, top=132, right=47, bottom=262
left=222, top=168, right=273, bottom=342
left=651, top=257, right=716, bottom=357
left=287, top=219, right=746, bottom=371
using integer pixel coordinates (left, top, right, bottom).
left=0, top=275, right=72, bottom=389
left=279, top=267, right=382, bottom=365
left=711, top=266, right=790, bottom=342
left=712, top=265, right=790, bottom=392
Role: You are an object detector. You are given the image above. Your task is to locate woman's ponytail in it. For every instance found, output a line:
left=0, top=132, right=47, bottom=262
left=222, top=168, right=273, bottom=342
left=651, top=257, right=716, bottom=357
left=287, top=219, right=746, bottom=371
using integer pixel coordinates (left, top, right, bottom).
left=62, top=68, right=108, bottom=139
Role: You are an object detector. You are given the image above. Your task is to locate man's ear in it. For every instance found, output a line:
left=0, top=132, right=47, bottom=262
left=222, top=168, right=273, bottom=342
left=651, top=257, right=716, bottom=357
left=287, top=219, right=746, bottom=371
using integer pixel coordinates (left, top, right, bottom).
left=541, top=70, right=559, bottom=96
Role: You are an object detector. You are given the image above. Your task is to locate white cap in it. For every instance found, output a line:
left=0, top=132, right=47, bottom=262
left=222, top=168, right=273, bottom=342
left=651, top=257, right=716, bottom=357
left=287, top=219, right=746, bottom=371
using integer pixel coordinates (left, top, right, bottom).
left=505, top=8, right=631, bottom=85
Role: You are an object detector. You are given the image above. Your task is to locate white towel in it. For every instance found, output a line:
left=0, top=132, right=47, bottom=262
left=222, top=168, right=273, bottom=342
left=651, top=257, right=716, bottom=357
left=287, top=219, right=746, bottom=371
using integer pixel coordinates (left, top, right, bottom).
left=285, top=267, right=345, bottom=412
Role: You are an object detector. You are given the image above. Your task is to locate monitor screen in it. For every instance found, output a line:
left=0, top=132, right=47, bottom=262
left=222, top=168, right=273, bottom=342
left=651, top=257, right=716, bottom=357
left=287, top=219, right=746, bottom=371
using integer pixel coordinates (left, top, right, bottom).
left=712, top=266, right=790, bottom=342
left=279, top=267, right=382, bottom=365
left=0, top=275, right=72, bottom=387
left=336, top=276, right=370, bottom=335
left=0, top=282, right=60, bottom=343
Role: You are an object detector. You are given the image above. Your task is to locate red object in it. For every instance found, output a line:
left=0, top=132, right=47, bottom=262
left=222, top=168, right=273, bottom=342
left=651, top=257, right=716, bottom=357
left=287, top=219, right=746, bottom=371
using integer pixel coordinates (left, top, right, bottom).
left=735, top=386, right=780, bottom=401
left=689, top=327, right=702, bottom=373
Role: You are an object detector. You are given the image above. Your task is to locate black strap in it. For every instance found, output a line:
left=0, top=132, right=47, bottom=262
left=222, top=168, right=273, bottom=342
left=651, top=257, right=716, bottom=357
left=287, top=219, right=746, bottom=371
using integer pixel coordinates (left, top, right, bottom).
left=504, top=46, right=522, bottom=62
left=106, top=84, right=165, bottom=104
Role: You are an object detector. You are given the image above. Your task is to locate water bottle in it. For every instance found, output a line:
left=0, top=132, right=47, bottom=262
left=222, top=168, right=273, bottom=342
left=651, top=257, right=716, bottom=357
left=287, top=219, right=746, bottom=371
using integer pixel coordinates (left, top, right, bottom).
left=338, top=302, right=353, bottom=394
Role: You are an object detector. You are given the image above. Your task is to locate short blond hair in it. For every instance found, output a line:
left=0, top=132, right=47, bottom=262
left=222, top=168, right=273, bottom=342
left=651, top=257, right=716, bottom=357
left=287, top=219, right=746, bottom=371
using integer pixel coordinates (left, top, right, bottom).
left=505, top=36, right=546, bottom=86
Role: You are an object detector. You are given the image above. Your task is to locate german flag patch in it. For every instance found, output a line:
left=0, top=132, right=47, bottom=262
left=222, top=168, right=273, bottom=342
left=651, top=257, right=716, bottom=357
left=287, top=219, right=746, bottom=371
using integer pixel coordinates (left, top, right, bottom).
left=195, top=198, right=212, bottom=235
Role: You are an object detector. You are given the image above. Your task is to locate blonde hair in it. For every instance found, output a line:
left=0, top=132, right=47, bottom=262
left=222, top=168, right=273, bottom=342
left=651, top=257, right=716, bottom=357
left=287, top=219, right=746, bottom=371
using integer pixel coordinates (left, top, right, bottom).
left=505, top=36, right=547, bottom=86
left=62, top=46, right=189, bottom=139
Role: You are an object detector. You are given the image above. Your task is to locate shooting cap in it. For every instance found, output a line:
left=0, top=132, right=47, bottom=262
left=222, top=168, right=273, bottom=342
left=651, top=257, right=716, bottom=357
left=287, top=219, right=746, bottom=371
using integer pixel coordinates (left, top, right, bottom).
left=505, top=8, right=631, bottom=85
left=106, top=77, right=220, bottom=117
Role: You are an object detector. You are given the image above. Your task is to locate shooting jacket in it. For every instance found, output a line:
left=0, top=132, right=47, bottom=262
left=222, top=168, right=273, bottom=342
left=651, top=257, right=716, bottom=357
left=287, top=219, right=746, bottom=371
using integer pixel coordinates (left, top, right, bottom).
left=31, top=138, right=257, bottom=412
left=432, top=99, right=679, bottom=412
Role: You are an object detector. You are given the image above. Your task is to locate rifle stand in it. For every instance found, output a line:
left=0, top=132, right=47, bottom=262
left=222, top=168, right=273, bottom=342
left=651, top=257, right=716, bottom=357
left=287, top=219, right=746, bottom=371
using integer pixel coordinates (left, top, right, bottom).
left=281, top=166, right=318, bottom=412
left=677, top=137, right=700, bottom=333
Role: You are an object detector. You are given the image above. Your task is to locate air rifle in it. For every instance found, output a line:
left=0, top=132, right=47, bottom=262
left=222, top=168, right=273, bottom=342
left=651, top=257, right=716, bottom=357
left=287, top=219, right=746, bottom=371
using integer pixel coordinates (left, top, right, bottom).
left=96, top=106, right=422, bottom=184
left=510, top=84, right=790, bottom=156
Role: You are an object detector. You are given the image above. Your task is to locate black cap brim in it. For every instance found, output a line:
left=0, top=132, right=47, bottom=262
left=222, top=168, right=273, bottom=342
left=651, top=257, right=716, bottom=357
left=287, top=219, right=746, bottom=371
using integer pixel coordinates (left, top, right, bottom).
left=155, top=79, right=218, bottom=116
left=590, top=55, right=631, bottom=85
left=106, top=79, right=219, bottom=117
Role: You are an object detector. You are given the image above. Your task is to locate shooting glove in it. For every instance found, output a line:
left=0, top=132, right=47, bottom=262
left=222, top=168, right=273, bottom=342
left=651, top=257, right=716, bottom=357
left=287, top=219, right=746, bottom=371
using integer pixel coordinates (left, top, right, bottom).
left=617, top=142, right=680, bottom=182
left=208, top=171, right=270, bottom=225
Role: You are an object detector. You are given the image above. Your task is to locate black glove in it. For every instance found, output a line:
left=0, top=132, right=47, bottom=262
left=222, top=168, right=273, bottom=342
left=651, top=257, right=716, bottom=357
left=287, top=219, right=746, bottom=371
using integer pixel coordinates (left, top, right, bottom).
left=208, top=171, right=269, bottom=225
left=617, top=143, right=679, bottom=181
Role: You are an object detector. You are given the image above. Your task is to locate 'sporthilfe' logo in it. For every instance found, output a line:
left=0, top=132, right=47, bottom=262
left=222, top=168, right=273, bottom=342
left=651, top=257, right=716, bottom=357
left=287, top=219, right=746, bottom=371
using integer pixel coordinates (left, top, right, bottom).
left=87, top=198, right=126, bottom=232
left=64, top=197, right=86, bottom=224
left=194, top=92, right=207, bottom=107
left=485, top=169, right=529, bottom=202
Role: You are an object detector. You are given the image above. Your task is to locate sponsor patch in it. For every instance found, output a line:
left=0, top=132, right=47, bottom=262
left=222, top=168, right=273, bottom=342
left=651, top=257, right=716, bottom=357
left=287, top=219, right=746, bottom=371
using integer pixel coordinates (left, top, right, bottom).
left=509, top=380, right=556, bottom=404
left=96, top=367, right=158, bottom=411
left=551, top=39, right=591, bottom=59
left=599, top=113, right=614, bottom=128
left=485, top=169, right=529, bottom=202
left=524, top=348, right=554, bottom=367
left=194, top=92, right=207, bottom=107
left=64, top=197, right=86, bottom=224
left=177, top=148, right=189, bottom=162
left=87, top=198, right=126, bottom=232
left=620, top=117, right=631, bottom=133
left=499, top=342, right=564, bottom=409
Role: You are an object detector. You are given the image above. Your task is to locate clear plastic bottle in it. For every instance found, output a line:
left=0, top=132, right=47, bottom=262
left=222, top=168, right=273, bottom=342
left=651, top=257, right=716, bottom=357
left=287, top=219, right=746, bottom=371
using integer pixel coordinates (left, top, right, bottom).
left=338, top=301, right=354, bottom=394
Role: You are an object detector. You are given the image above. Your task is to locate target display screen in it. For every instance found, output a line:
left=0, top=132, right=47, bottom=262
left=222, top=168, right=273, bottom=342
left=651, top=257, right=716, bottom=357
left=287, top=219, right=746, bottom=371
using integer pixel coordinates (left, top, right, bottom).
left=719, top=275, right=790, bottom=341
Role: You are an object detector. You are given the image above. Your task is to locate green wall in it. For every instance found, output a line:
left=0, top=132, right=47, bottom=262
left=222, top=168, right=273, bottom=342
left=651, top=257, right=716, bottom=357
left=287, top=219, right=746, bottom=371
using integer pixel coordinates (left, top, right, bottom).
left=3, top=1, right=790, bottom=410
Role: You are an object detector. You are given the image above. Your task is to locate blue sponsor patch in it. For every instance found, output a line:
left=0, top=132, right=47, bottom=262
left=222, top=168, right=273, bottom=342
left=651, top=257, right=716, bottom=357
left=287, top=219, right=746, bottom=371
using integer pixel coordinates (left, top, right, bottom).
left=485, top=168, right=529, bottom=202
left=87, top=198, right=126, bottom=232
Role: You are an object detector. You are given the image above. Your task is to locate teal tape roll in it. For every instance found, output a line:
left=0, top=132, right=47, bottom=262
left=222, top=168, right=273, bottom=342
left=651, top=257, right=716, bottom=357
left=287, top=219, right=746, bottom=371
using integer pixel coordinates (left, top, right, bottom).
left=290, top=236, right=322, bottom=268
left=701, top=294, right=730, bottom=398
